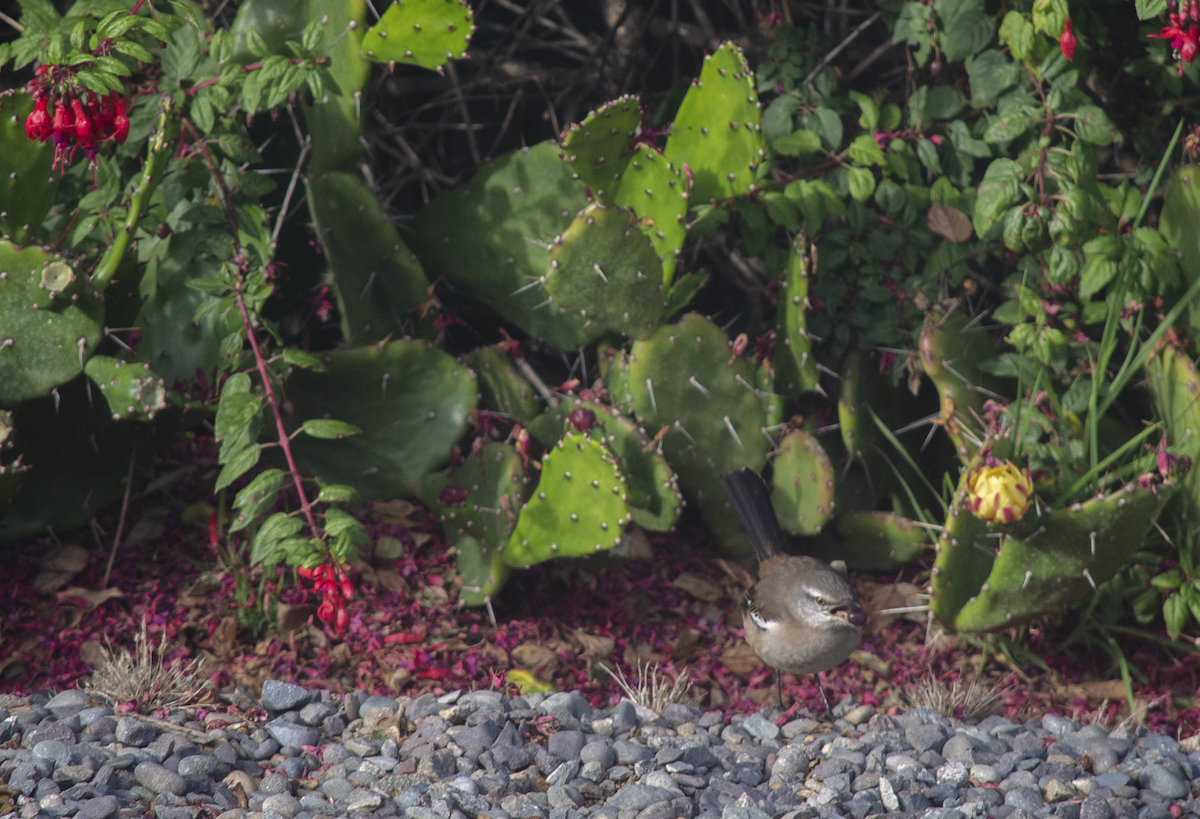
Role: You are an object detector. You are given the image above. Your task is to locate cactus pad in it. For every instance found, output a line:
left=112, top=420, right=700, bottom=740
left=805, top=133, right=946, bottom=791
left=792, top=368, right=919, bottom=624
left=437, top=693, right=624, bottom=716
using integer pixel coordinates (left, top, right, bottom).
left=406, top=141, right=593, bottom=350
left=664, top=41, right=765, bottom=204
left=1147, top=345, right=1200, bottom=524
left=453, top=535, right=512, bottom=607
left=503, top=431, right=630, bottom=567
left=544, top=202, right=664, bottom=340
left=530, top=396, right=683, bottom=532
left=953, top=481, right=1175, bottom=632
left=466, top=345, right=541, bottom=425
left=0, top=94, right=58, bottom=245
left=308, top=171, right=430, bottom=344
left=808, top=511, right=929, bottom=570
left=770, top=429, right=835, bottom=535
left=919, top=309, right=994, bottom=463
left=84, top=356, right=167, bottom=421
left=300, top=0, right=370, bottom=171
left=560, top=95, right=641, bottom=204
left=614, top=145, right=688, bottom=283
left=930, top=446, right=996, bottom=628
left=622, top=313, right=767, bottom=556
left=361, top=0, right=473, bottom=69
left=0, top=241, right=103, bottom=408
left=285, top=340, right=476, bottom=499
left=418, top=442, right=528, bottom=547
left=773, top=238, right=820, bottom=397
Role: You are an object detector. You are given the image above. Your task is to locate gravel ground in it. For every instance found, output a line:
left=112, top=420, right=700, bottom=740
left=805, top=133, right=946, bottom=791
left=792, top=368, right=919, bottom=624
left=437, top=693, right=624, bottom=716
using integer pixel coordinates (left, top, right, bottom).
left=3, top=682, right=1200, bottom=819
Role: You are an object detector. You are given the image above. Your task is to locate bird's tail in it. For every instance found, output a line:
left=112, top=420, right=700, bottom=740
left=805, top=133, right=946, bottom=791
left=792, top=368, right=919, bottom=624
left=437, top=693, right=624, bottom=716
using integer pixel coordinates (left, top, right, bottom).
left=720, top=468, right=787, bottom=566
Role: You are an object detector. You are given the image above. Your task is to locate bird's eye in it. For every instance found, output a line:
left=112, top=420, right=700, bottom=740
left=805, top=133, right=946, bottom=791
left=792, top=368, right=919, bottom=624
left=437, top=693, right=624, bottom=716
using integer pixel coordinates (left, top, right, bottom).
left=814, top=595, right=825, bottom=606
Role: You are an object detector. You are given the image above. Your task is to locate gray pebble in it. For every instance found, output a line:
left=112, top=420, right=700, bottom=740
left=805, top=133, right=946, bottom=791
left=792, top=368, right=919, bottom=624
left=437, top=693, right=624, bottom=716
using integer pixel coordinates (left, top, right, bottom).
left=549, top=731, right=587, bottom=761
left=266, top=718, right=320, bottom=750
left=738, top=715, right=779, bottom=742
left=134, top=761, right=186, bottom=795
left=1140, top=764, right=1190, bottom=799
left=115, top=717, right=157, bottom=747
left=262, top=681, right=312, bottom=713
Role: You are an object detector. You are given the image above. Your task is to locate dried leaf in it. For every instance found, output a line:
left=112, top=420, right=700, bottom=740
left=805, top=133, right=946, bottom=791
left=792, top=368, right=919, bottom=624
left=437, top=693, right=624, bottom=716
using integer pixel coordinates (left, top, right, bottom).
left=278, top=604, right=318, bottom=633
left=213, top=616, right=240, bottom=660
left=1077, top=680, right=1127, bottom=702
left=720, top=643, right=763, bottom=675
left=373, top=500, right=418, bottom=526
left=712, top=559, right=756, bottom=590
left=376, top=568, right=410, bottom=595
left=575, top=630, right=615, bottom=658
left=672, top=572, right=724, bottom=602
left=512, top=643, right=558, bottom=669
left=33, top=571, right=77, bottom=594
left=672, top=628, right=705, bottom=662
left=80, top=640, right=106, bottom=668
left=126, top=513, right=167, bottom=545
left=859, top=580, right=926, bottom=634
left=617, top=528, right=654, bottom=560
left=42, top=544, right=89, bottom=573
left=622, top=642, right=664, bottom=667
left=927, top=202, right=974, bottom=242
left=55, top=586, right=125, bottom=609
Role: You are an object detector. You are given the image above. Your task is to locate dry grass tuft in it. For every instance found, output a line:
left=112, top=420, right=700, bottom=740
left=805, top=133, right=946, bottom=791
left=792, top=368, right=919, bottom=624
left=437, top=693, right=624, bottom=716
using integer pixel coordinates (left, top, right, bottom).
left=903, top=674, right=1006, bottom=722
left=86, top=619, right=209, bottom=712
left=610, top=661, right=693, bottom=714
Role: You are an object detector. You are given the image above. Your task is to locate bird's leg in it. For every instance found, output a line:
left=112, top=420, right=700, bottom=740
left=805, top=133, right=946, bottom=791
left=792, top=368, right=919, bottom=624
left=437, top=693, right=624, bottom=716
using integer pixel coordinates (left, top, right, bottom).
left=816, top=672, right=832, bottom=715
left=776, top=669, right=784, bottom=710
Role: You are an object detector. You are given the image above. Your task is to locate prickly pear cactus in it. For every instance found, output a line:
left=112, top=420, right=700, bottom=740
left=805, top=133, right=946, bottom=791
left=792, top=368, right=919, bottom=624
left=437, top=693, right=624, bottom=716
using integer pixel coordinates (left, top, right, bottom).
left=560, top=95, right=641, bottom=204
left=1146, top=345, right=1200, bottom=520
left=0, top=241, right=103, bottom=408
left=503, top=431, right=630, bottom=567
left=84, top=357, right=167, bottom=421
left=838, top=351, right=871, bottom=462
left=453, top=535, right=512, bottom=607
left=307, top=171, right=431, bottom=344
left=419, top=441, right=528, bottom=548
left=544, top=202, right=664, bottom=340
left=773, top=238, right=820, bottom=397
left=285, top=340, right=476, bottom=499
left=466, top=345, right=541, bottom=426
left=0, top=94, right=58, bottom=245
left=301, top=0, right=370, bottom=171
left=809, top=511, right=930, bottom=570
left=770, top=429, right=835, bottom=535
left=614, top=145, right=688, bottom=283
left=664, top=41, right=766, bottom=204
left=361, top=0, right=473, bottom=69
left=930, top=445, right=995, bottom=627
left=919, top=308, right=994, bottom=463
left=529, top=397, right=684, bottom=532
left=1159, top=166, right=1200, bottom=324
left=620, top=312, right=767, bottom=556
left=599, top=347, right=636, bottom=416
left=406, top=141, right=594, bottom=350
left=952, top=481, right=1176, bottom=632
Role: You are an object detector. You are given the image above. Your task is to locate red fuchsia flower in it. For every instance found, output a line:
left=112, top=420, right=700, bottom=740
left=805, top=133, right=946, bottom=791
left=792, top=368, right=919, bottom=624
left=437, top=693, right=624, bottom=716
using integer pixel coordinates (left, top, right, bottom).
left=298, top=561, right=354, bottom=636
left=1060, top=19, right=1077, bottom=61
left=1150, top=0, right=1200, bottom=75
left=111, top=96, right=129, bottom=145
left=25, top=97, right=50, bottom=142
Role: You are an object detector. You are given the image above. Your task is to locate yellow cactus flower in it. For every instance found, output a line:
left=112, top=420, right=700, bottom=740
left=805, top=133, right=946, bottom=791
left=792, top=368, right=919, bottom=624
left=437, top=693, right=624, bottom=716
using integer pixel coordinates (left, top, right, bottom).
left=964, top=460, right=1034, bottom=523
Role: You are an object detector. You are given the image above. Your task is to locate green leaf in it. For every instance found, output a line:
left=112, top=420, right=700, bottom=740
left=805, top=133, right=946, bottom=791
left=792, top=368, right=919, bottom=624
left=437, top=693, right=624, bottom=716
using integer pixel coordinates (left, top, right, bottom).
left=985, top=112, right=1033, bottom=143
left=1032, top=0, right=1069, bottom=38
left=772, top=128, right=823, bottom=156
left=1165, top=592, right=1189, bottom=640
left=849, top=91, right=880, bottom=131
left=998, top=11, right=1036, bottom=62
left=283, top=348, right=325, bottom=370
left=1136, top=0, right=1168, bottom=18
left=973, top=158, right=1024, bottom=238
left=847, top=167, right=876, bottom=202
left=942, top=8, right=996, bottom=62
left=968, top=50, right=1020, bottom=107
left=301, top=419, right=363, bottom=439
left=1079, top=257, right=1119, bottom=300
left=925, top=86, right=966, bottom=120
left=250, top=512, right=304, bottom=564
left=215, top=442, right=262, bottom=491
left=317, top=484, right=359, bottom=503
left=875, top=178, right=906, bottom=215
left=112, top=39, right=154, bottom=63
left=948, top=120, right=992, bottom=158
left=324, top=506, right=368, bottom=541
left=1073, top=106, right=1120, bottom=146
left=847, top=133, right=887, bottom=167
left=230, top=468, right=286, bottom=533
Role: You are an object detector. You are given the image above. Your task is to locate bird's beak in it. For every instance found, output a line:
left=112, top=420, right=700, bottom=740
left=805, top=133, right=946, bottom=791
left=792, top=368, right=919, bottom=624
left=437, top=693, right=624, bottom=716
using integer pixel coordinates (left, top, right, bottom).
left=833, top=604, right=868, bottom=628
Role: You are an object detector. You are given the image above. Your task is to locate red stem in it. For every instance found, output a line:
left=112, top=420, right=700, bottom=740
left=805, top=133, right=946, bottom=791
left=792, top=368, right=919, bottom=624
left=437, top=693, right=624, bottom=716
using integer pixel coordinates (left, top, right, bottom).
left=180, top=119, right=321, bottom=542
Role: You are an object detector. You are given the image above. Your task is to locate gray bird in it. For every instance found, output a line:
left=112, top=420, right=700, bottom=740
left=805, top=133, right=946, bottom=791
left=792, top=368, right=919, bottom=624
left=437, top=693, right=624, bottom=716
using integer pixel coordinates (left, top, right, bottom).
left=720, top=467, right=868, bottom=712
